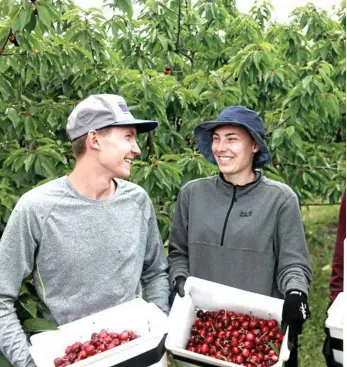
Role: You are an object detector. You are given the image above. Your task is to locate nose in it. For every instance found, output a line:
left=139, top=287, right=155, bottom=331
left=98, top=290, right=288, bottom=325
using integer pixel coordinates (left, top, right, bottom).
left=132, top=141, right=141, bottom=156
left=215, top=140, right=227, bottom=153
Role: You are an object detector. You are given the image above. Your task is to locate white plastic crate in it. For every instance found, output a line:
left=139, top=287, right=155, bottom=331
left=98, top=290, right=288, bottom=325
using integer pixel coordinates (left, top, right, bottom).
left=165, top=277, right=290, bottom=367
left=325, top=292, right=344, bottom=365
left=29, top=298, right=168, bottom=367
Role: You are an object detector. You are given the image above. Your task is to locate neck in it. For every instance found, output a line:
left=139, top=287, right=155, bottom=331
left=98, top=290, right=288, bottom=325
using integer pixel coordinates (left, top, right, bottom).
left=68, top=159, right=116, bottom=200
left=221, top=170, right=256, bottom=186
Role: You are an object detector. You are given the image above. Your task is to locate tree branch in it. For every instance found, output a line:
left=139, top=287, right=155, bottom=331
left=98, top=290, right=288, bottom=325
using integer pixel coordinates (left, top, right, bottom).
left=205, top=19, right=214, bottom=31
left=0, top=29, right=13, bottom=55
left=271, top=161, right=343, bottom=171
left=175, top=0, right=182, bottom=51
left=268, top=116, right=290, bottom=134
left=158, top=3, right=178, bottom=16
left=85, top=18, right=97, bottom=66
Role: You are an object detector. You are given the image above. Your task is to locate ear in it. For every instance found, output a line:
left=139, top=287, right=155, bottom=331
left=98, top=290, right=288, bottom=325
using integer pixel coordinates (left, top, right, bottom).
left=252, top=141, right=260, bottom=154
left=86, top=130, right=101, bottom=150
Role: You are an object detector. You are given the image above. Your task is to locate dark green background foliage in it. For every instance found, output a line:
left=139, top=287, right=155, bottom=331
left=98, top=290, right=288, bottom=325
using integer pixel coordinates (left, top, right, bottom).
left=0, top=0, right=345, bottom=363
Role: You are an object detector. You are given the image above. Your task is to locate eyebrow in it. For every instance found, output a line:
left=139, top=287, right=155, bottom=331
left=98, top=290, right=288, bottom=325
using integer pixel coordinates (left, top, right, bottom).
left=125, top=129, right=136, bottom=136
left=212, top=132, right=240, bottom=137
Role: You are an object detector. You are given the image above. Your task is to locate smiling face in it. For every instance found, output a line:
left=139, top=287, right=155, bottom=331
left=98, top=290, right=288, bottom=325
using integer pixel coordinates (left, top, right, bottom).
left=95, top=126, right=141, bottom=179
left=211, top=125, right=259, bottom=185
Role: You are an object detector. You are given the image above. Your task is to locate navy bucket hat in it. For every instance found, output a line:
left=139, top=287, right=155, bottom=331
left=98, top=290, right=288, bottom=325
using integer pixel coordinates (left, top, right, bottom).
left=193, top=106, right=271, bottom=169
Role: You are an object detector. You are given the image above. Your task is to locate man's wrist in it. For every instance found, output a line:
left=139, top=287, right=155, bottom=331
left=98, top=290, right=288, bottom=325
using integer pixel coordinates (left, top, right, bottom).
left=285, top=289, right=307, bottom=299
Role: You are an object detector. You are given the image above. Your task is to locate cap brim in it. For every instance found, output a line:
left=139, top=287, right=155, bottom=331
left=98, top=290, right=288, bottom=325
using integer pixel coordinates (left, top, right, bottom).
left=194, top=120, right=271, bottom=168
left=107, top=119, right=158, bottom=133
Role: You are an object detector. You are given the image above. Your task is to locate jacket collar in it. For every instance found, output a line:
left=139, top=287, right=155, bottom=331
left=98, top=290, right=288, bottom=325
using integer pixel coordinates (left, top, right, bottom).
left=217, top=171, right=262, bottom=198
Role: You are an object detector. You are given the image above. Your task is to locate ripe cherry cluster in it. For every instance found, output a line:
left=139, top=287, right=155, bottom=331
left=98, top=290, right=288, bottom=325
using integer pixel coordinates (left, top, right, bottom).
left=53, top=329, right=139, bottom=366
left=186, top=309, right=284, bottom=366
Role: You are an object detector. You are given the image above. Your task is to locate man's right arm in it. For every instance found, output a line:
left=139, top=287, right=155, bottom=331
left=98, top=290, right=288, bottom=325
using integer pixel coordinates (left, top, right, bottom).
left=168, top=188, right=190, bottom=286
left=0, top=198, right=38, bottom=367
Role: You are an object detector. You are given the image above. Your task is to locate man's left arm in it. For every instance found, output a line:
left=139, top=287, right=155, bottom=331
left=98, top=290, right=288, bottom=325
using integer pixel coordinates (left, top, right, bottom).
left=275, top=193, right=311, bottom=295
left=140, top=202, right=170, bottom=315
left=275, top=193, right=312, bottom=348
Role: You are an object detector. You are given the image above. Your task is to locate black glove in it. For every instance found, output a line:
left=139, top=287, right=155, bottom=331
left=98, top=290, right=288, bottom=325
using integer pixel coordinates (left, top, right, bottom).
left=169, top=276, right=186, bottom=306
left=281, top=290, right=310, bottom=351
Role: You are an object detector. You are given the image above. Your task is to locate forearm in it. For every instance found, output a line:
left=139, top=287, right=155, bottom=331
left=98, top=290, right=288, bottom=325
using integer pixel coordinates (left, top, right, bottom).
left=275, top=195, right=312, bottom=296
left=0, top=302, right=36, bottom=367
left=142, top=272, right=170, bottom=315
left=279, top=265, right=311, bottom=295
left=167, top=243, right=190, bottom=286
left=168, top=190, right=190, bottom=285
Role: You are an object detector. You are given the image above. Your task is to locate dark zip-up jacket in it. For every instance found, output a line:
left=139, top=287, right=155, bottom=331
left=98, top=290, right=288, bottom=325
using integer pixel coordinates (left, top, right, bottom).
left=168, top=172, right=311, bottom=298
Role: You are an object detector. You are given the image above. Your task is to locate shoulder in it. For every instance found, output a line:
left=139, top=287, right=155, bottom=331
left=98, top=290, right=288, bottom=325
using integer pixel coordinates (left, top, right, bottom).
left=117, top=179, right=152, bottom=209
left=12, top=177, right=68, bottom=221
left=18, top=177, right=68, bottom=208
left=260, top=175, right=298, bottom=202
left=180, top=175, right=218, bottom=194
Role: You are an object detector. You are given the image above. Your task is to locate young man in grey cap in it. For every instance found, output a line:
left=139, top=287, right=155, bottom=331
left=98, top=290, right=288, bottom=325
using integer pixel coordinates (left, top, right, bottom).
left=168, top=106, right=312, bottom=366
left=0, top=94, right=170, bottom=367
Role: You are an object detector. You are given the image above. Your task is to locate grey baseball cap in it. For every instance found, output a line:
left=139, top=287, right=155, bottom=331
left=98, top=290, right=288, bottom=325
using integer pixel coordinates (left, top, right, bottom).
left=66, top=94, right=158, bottom=141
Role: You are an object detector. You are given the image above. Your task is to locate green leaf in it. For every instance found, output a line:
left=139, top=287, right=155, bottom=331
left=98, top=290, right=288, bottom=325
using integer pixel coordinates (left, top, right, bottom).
left=157, top=35, right=168, bottom=49
left=37, top=156, right=56, bottom=177
left=19, top=283, right=30, bottom=296
left=19, top=6, right=32, bottom=31
left=24, top=117, right=36, bottom=137
left=0, top=196, right=14, bottom=211
left=25, top=67, right=34, bottom=86
left=5, top=108, right=21, bottom=128
left=22, top=318, right=58, bottom=332
left=37, top=5, right=52, bottom=28
left=19, top=295, right=38, bottom=318
left=266, top=341, right=280, bottom=355
left=302, top=75, right=312, bottom=89
left=73, top=44, right=94, bottom=62
left=24, top=154, right=36, bottom=172
left=38, top=147, right=64, bottom=163
left=253, top=51, right=262, bottom=73
left=118, top=0, right=133, bottom=17
left=25, top=11, right=37, bottom=33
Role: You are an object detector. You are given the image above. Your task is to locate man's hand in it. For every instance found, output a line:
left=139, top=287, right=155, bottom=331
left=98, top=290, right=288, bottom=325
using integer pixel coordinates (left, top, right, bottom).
left=169, top=276, right=186, bottom=306
left=281, top=290, right=310, bottom=350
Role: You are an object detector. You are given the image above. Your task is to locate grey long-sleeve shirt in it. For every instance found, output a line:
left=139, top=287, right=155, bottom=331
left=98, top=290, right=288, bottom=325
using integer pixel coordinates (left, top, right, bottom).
left=0, top=176, right=170, bottom=367
left=168, top=172, right=311, bottom=298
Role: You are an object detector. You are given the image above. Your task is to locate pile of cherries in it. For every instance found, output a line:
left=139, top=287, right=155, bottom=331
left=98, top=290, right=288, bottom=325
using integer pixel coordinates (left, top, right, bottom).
left=53, top=329, right=139, bottom=366
left=186, top=309, right=284, bottom=366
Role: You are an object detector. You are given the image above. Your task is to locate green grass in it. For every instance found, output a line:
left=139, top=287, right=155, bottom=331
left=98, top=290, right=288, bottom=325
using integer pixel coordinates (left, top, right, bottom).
left=299, top=204, right=340, bottom=367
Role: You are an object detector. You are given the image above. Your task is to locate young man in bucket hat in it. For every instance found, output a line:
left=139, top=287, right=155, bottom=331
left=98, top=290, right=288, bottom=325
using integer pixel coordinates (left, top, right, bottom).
left=168, top=106, right=312, bottom=366
left=0, top=94, right=170, bottom=367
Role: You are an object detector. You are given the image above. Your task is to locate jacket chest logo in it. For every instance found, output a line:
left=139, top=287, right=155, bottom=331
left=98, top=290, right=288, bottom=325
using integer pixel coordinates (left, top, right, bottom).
left=240, top=210, right=253, bottom=217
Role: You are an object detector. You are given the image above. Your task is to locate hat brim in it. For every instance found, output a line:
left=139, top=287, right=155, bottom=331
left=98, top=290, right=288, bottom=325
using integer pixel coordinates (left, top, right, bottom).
left=194, top=120, right=271, bottom=169
left=107, top=119, right=158, bottom=134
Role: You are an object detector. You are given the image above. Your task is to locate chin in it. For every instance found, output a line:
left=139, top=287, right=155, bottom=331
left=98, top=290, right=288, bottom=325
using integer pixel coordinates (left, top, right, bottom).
left=218, top=165, right=234, bottom=174
left=114, top=170, right=131, bottom=179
